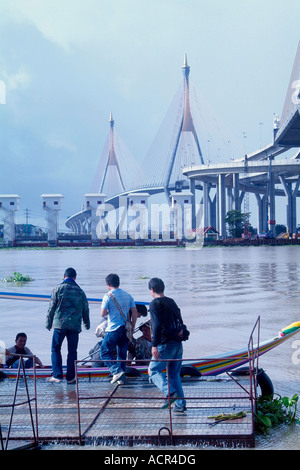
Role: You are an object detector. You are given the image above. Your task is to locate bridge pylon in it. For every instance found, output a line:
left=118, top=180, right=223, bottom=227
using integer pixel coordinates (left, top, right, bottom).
left=90, top=113, right=126, bottom=199
left=164, top=54, right=204, bottom=203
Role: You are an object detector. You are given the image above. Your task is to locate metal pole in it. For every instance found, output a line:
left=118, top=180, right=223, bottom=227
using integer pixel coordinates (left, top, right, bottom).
left=75, top=365, right=82, bottom=444
left=4, top=357, right=22, bottom=449
left=166, top=360, right=173, bottom=442
left=33, top=359, right=39, bottom=442
left=22, top=357, right=37, bottom=446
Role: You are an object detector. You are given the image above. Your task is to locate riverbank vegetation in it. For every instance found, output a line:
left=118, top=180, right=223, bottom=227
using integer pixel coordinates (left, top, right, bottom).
left=255, top=393, right=299, bottom=434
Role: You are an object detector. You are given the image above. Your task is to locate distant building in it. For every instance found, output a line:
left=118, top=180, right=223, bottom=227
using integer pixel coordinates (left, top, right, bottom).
left=15, top=224, right=44, bottom=237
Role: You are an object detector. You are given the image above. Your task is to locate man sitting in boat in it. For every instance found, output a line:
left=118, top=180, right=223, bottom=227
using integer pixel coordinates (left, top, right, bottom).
left=6, top=332, right=43, bottom=369
left=128, top=321, right=152, bottom=365
left=88, top=338, right=107, bottom=367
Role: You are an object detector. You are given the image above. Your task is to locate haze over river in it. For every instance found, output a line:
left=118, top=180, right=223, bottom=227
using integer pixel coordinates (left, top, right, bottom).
left=1, top=245, right=300, bottom=450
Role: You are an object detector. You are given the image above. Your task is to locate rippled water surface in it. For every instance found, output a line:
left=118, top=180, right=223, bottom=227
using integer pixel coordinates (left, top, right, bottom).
left=1, top=245, right=300, bottom=450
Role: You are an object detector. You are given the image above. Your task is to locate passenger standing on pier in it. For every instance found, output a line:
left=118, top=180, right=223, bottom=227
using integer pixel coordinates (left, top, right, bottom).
left=100, top=273, right=138, bottom=384
left=148, top=277, right=186, bottom=412
left=45, top=267, right=90, bottom=384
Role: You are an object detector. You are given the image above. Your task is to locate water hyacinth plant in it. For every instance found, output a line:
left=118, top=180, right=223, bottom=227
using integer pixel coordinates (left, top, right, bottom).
left=255, top=393, right=299, bottom=434
left=2, top=272, right=34, bottom=283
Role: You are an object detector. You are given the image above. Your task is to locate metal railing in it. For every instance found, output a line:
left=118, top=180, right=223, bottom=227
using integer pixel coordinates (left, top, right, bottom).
left=0, top=354, right=38, bottom=450
left=74, top=355, right=258, bottom=445
left=247, top=315, right=261, bottom=429
left=74, top=318, right=261, bottom=445
left=0, top=318, right=261, bottom=448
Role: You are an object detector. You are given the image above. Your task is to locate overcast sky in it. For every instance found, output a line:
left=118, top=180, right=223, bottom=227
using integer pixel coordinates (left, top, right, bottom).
left=0, top=0, right=299, bottom=229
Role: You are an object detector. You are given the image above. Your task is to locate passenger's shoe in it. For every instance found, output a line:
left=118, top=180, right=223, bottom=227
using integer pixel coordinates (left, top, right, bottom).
left=67, top=378, right=76, bottom=384
left=46, top=376, right=61, bottom=383
left=161, top=392, right=177, bottom=409
left=173, top=405, right=187, bottom=413
left=110, top=371, right=125, bottom=384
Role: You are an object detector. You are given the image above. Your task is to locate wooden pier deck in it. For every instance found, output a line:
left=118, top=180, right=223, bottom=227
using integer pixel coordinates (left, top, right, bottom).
left=0, top=372, right=255, bottom=449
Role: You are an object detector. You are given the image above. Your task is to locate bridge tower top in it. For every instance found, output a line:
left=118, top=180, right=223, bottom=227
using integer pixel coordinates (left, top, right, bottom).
left=182, top=53, right=190, bottom=78
left=181, top=54, right=196, bottom=135
left=93, top=113, right=126, bottom=197
left=107, top=112, right=119, bottom=167
left=164, top=55, right=204, bottom=198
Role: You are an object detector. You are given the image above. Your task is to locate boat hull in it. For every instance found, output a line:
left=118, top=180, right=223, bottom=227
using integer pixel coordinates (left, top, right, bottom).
left=3, top=322, right=300, bottom=380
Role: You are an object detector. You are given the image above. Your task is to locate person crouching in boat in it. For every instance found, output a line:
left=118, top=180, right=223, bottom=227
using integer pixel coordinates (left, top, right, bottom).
left=6, top=332, right=43, bottom=369
left=127, top=321, right=152, bottom=365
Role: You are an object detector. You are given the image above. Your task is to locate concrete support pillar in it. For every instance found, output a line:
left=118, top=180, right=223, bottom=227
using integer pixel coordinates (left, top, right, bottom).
left=203, top=182, right=210, bottom=228
left=41, top=194, right=63, bottom=246
left=189, top=179, right=196, bottom=232
left=127, top=192, right=150, bottom=240
left=85, top=193, right=106, bottom=245
left=279, top=176, right=293, bottom=234
left=76, top=219, right=82, bottom=235
left=255, top=193, right=267, bottom=234
left=279, top=176, right=300, bottom=234
left=211, top=194, right=217, bottom=231
left=233, top=173, right=240, bottom=211
left=227, top=186, right=233, bottom=212
left=287, top=182, right=296, bottom=234
left=239, top=191, right=244, bottom=210
left=267, top=165, right=276, bottom=236
left=293, top=177, right=300, bottom=232
left=171, top=191, right=194, bottom=240
left=218, top=174, right=226, bottom=239
left=0, top=195, right=20, bottom=246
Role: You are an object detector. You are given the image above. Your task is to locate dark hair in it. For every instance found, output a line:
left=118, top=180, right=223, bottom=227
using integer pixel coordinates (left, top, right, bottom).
left=16, top=332, right=27, bottom=341
left=139, top=322, right=151, bottom=332
left=148, top=277, right=165, bottom=294
left=64, top=267, right=77, bottom=279
left=136, top=304, right=148, bottom=317
left=105, top=273, right=120, bottom=288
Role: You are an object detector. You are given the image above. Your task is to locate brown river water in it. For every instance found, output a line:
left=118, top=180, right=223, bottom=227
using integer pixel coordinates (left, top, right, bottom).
left=0, top=245, right=299, bottom=450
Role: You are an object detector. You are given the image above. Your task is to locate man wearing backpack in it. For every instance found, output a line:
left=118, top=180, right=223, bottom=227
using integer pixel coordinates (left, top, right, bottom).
left=148, top=277, right=187, bottom=412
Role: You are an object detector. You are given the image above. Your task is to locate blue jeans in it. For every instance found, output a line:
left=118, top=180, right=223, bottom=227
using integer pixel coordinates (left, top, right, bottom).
left=149, top=341, right=186, bottom=409
left=10, top=357, right=33, bottom=369
left=100, top=325, right=128, bottom=376
left=51, top=328, right=79, bottom=381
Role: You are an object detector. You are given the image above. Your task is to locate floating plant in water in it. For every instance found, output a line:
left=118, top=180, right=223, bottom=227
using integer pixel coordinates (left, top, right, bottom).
left=2, top=271, right=34, bottom=283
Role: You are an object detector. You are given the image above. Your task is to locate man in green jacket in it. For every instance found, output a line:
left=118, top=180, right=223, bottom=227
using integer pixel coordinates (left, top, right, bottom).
left=46, top=267, right=90, bottom=383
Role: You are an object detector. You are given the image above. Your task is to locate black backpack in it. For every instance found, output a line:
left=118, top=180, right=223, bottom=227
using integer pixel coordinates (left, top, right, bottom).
left=163, top=301, right=190, bottom=342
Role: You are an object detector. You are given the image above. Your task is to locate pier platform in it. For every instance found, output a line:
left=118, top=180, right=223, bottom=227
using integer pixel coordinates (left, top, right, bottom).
left=0, top=373, right=255, bottom=449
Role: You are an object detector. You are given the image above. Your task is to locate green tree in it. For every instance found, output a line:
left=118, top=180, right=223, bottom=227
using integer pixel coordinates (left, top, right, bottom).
left=275, top=224, right=287, bottom=237
left=225, top=209, right=251, bottom=238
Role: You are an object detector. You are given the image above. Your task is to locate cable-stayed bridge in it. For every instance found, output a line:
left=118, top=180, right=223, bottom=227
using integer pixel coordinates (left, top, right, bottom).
left=66, top=43, right=300, bottom=239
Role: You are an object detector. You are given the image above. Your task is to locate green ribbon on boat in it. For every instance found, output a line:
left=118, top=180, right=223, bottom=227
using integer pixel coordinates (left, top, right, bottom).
left=281, top=326, right=299, bottom=335
left=281, top=322, right=300, bottom=336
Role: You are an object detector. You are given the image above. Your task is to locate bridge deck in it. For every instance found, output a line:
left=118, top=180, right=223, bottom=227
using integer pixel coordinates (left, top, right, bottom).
left=0, top=374, right=255, bottom=448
